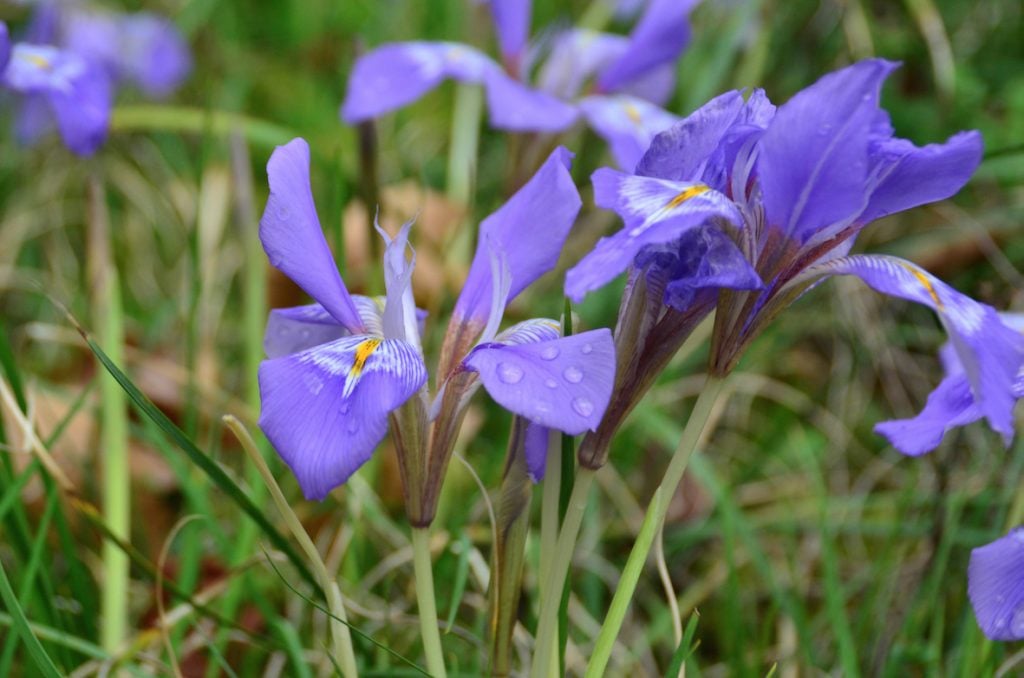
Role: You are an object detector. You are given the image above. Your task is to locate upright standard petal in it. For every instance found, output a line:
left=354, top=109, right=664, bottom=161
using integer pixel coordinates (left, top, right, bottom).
left=968, top=528, right=1024, bottom=641
left=757, top=59, right=898, bottom=242
left=483, top=69, right=579, bottom=132
left=487, top=0, right=530, bottom=68
left=260, top=139, right=366, bottom=333
left=579, top=94, right=679, bottom=171
left=524, top=422, right=551, bottom=482
left=258, top=335, right=427, bottom=499
left=117, top=13, right=192, bottom=97
left=463, top=328, right=615, bottom=434
left=376, top=219, right=421, bottom=348
left=808, top=254, right=1024, bottom=442
left=596, top=0, right=697, bottom=93
left=565, top=169, right=742, bottom=301
left=453, top=147, right=581, bottom=324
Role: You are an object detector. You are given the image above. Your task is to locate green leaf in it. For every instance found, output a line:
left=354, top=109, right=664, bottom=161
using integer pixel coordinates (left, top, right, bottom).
left=0, top=557, right=63, bottom=678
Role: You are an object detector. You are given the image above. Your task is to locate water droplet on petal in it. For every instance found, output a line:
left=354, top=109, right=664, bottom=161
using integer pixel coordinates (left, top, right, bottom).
left=347, top=420, right=359, bottom=434
left=572, top=397, right=594, bottom=417
left=563, top=366, right=583, bottom=384
left=276, top=204, right=290, bottom=220
left=339, top=402, right=350, bottom=415
left=497, top=362, right=524, bottom=384
left=581, top=343, right=593, bottom=354
left=544, top=378, right=558, bottom=389
left=540, top=346, right=560, bottom=360
left=1012, top=607, right=1024, bottom=635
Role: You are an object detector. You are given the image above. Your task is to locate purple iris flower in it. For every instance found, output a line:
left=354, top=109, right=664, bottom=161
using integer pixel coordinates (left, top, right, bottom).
left=566, top=59, right=1023, bottom=457
left=0, top=22, right=10, bottom=72
left=341, top=0, right=698, bottom=169
left=258, top=139, right=614, bottom=503
left=968, top=527, right=1024, bottom=641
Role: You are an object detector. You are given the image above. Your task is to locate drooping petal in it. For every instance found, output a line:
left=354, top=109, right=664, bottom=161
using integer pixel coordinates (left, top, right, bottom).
left=483, top=69, right=579, bottom=132
left=263, top=298, right=385, bottom=359
left=62, top=10, right=120, bottom=71
left=596, top=0, right=697, bottom=93
left=258, top=335, right=427, bottom=500
left=968, top=528, right=1024, bottom=641
left=565, top=169, right=742, bottom=301
left=860, top=130, right=983, bottom=223
left=635, top=90, right=746, bottom=181
left=454, top=147, right=581, bottom=324
left=757, top=59, right=898, bottom=242
left=536, top=28, right=627, bottom=100
left=524, top=421, right=551, bottom=482
left=578, top=94, right=679, bottom=171
left=874, top=373, right=982, bottom=456
left=116, top=13, right=191, bottom=97
left=486, top=0, right=531, bottom=68
left=807, top=254, right=1024, bottom=442
left=340, top=42, right=494, bottom=123
left=260, top=138, right=366, bottom=333
left=463, top=328, right=615, bottom=434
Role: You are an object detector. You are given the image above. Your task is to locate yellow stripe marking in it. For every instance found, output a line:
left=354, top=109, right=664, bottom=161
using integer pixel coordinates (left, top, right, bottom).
left=666, top=184, right=710, bottom=210
left=22, top=53, right=52, bottom=70
left=351, top=338, right=382, bottom=377
left=903, top=264, right=943, bottom=310
left=624, top=103, right=642, bottom=125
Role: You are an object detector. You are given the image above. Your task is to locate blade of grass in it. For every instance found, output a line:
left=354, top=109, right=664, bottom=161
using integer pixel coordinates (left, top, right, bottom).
left=0, top=556, right=63, bottom=678
left=111, top=105, right=296, bottom=150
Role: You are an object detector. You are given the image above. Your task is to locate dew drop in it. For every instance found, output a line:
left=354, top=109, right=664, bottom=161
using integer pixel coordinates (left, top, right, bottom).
left=497, top=362, right=524, bottom=384
left=339, top=402, right=350, bottom=415
left=818, top=123, right=833, bottom=136
left=1012, top=607, right=1024, bottom=635
left=540, top=346, right=560, bottom=361
left=563, top=366, right=583, bottom=384
left=581, top=343, right=593, bottom=355
left=346, top=420, right=359, bottom=434
left=572, top=397, right=594, bottom=417
left=544, top=378, right=558, bottom=389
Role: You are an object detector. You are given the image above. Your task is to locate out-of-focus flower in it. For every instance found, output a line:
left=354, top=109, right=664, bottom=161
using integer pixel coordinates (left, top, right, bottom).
left=0, top=22, right=10, bottom=71
left=341, top=0, right=698, bottom=169
left=968, top=528, right=1024, bottom=641
left=567, top=59, right=1021, bottom=462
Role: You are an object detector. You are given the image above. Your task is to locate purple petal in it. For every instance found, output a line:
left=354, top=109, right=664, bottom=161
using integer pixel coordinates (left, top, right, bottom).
left=15, top=95, right=53, bottom=147
left=861, top=130, right=983, bottom=223
left=258, top=335, right=427, bottom=500
left=596, top=0, right=697, bottom=93
left=579, top=94, right=680, bottom=171
left=616, top=62, right=676, bottom=107
left=0, top=22, right=10, bottom=73
left=454, top=147, right=581, bottom=324
left=63, top=10, right=120, bottom=71
left=260, top=138, right=366, bottom=333
left=524, top=421, right=551, bottom=482
left=116, top=13, right=192, bottom=97
left=483, top=69, right=578, bottom=132
left=536, top=29, right=628, bottom=100
left=874, top=373, right=982, bottom=456
left=463, top=328, right=615, bottom=434
left=47, top=60, right=112, bottom=155
left=757, top=59, right=899, bottom=242
left=968, top=528, right=1024, bottom=641
left=487, top=0, right=531, bottom=67
left=264, top=305, right=350, bottom=359
left=341, top=42, right=494, bottom=123
left=810, top=254, right=1024, bottom=443
left=496, top=318, right=561, bottom=345
left=376, top=219, right=420, bottom=345
left=635, top=90, right=746, bottom=181
left=565, top=169, right=742, bottom=301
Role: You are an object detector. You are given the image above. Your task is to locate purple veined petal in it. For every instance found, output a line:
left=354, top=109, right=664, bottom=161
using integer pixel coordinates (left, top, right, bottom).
left=495, top=317, right=561, bottom=345
left=258, top=334, right=428, bottom=500
left=757, top=59, right=899, bottom=243
left=968, top=528, right=1024, bottom=641
left=340, top=41, right=495, bottom=123
left=524, top=421, right=552, bottom=482
left=635, top=89, right=746, bottom=181
left=807, top=254, right=1024, bottom=443
left=596, top=0, right=698, bottom=94
left=578, top=94, right=679, bottom=171
left=566, top=170, right=742, bottom=301
left=263, top=297, right=385, bottom=359
left=24, top=4, right=60, bottom=44
left=482, top=68, right=579, bottom=132
left=535, top=28, right=628, bottom=100
left=453, top=146, right=581, bottom=324
left=860, top=130, right=983, bottom=223
left=486, top=0, right=531, bottom=69
left=260, top=138, right=366, bottom=333
left=874, top=373, right=982, bottom=456
left=375, top=218, right=421, bottom=348
left=116, top=13, right=192, bottom=97
left=0, top=22, right=10, bottom=73
left=463, top=328, right=615, bottom=434
left=616, top=62, right=675, bottom=107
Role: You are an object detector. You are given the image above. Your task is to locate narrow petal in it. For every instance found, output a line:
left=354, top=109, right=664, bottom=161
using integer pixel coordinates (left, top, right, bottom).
left=616, top=62, right=675, bottom=107
left=258, top=335, right=427, bottom=499
left=463, top=328, right=615, bottom=434
left=579, top=94, right=679, bottom=171
left=874, top=373, right=982, bottom=456
left=565, top=169, right=741, bottom=301
left=376, top=219, right=421, bottom=348
left=808, top=254, right=1024, bottom=442
left=757, top=59, right=898, bottom=242
left=635, top=90, right=746, bottom=181
left=260, top=138, right=365, bottom=333
left=596, top=0, right=697, bottom=93
left=341, top=42, right=494, bottom=123
left=524, top=422, right=551, bottom=482
left=116, top=13, right=192, bottom=97
left=487, top=0, right=531, bottom=67
left=483, top=69, right=579, bottom=132
left=263, top=298, right=384, bottom=359
left=968, top=528, right=1024, bottom=641
left=454, top=147, right=581, bottom=324
left=861, top=130, right=983, bottom=223
left=46, top=59, right=112, bottom=155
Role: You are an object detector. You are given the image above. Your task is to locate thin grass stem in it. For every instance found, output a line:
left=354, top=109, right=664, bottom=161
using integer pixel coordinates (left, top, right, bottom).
left=411, top=527, right=447, bottom=677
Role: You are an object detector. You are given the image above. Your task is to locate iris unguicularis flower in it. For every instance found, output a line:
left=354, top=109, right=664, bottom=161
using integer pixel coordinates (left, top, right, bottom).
left=340, top=0, right=697, bottom=169
left=968, top=527, right=1024, bottom=641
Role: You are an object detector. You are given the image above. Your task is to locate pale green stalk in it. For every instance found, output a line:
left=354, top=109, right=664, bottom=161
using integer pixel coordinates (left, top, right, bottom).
left=224, top=416, right=358, bottom=677
left=585, top=377, right=726, bottom=677
left=446, top=84, right=483, bottom=206
left=411, top=527, right=447, bottom=677
left=529, top=467, right=596, bottom=678
left=537, top=433, right=562, bottom=678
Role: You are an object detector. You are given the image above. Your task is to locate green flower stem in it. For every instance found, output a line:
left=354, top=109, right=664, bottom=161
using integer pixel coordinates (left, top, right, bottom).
left=224, top=416, right=358, bottom=677
left=585, top=376, right=726, bottom=677
left=446, top=84, right=484, bottom=206
left=411, top=527, right=447, bottom=678
left=529, top=466, right=596, bottom=678
left=538, top=432, right=561, bottom=597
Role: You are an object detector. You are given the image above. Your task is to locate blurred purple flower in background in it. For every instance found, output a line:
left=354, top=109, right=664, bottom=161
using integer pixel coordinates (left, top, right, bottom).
left=968, top=527, right=1024, bottom=641
left=341, top=0, right=698, bottom=169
